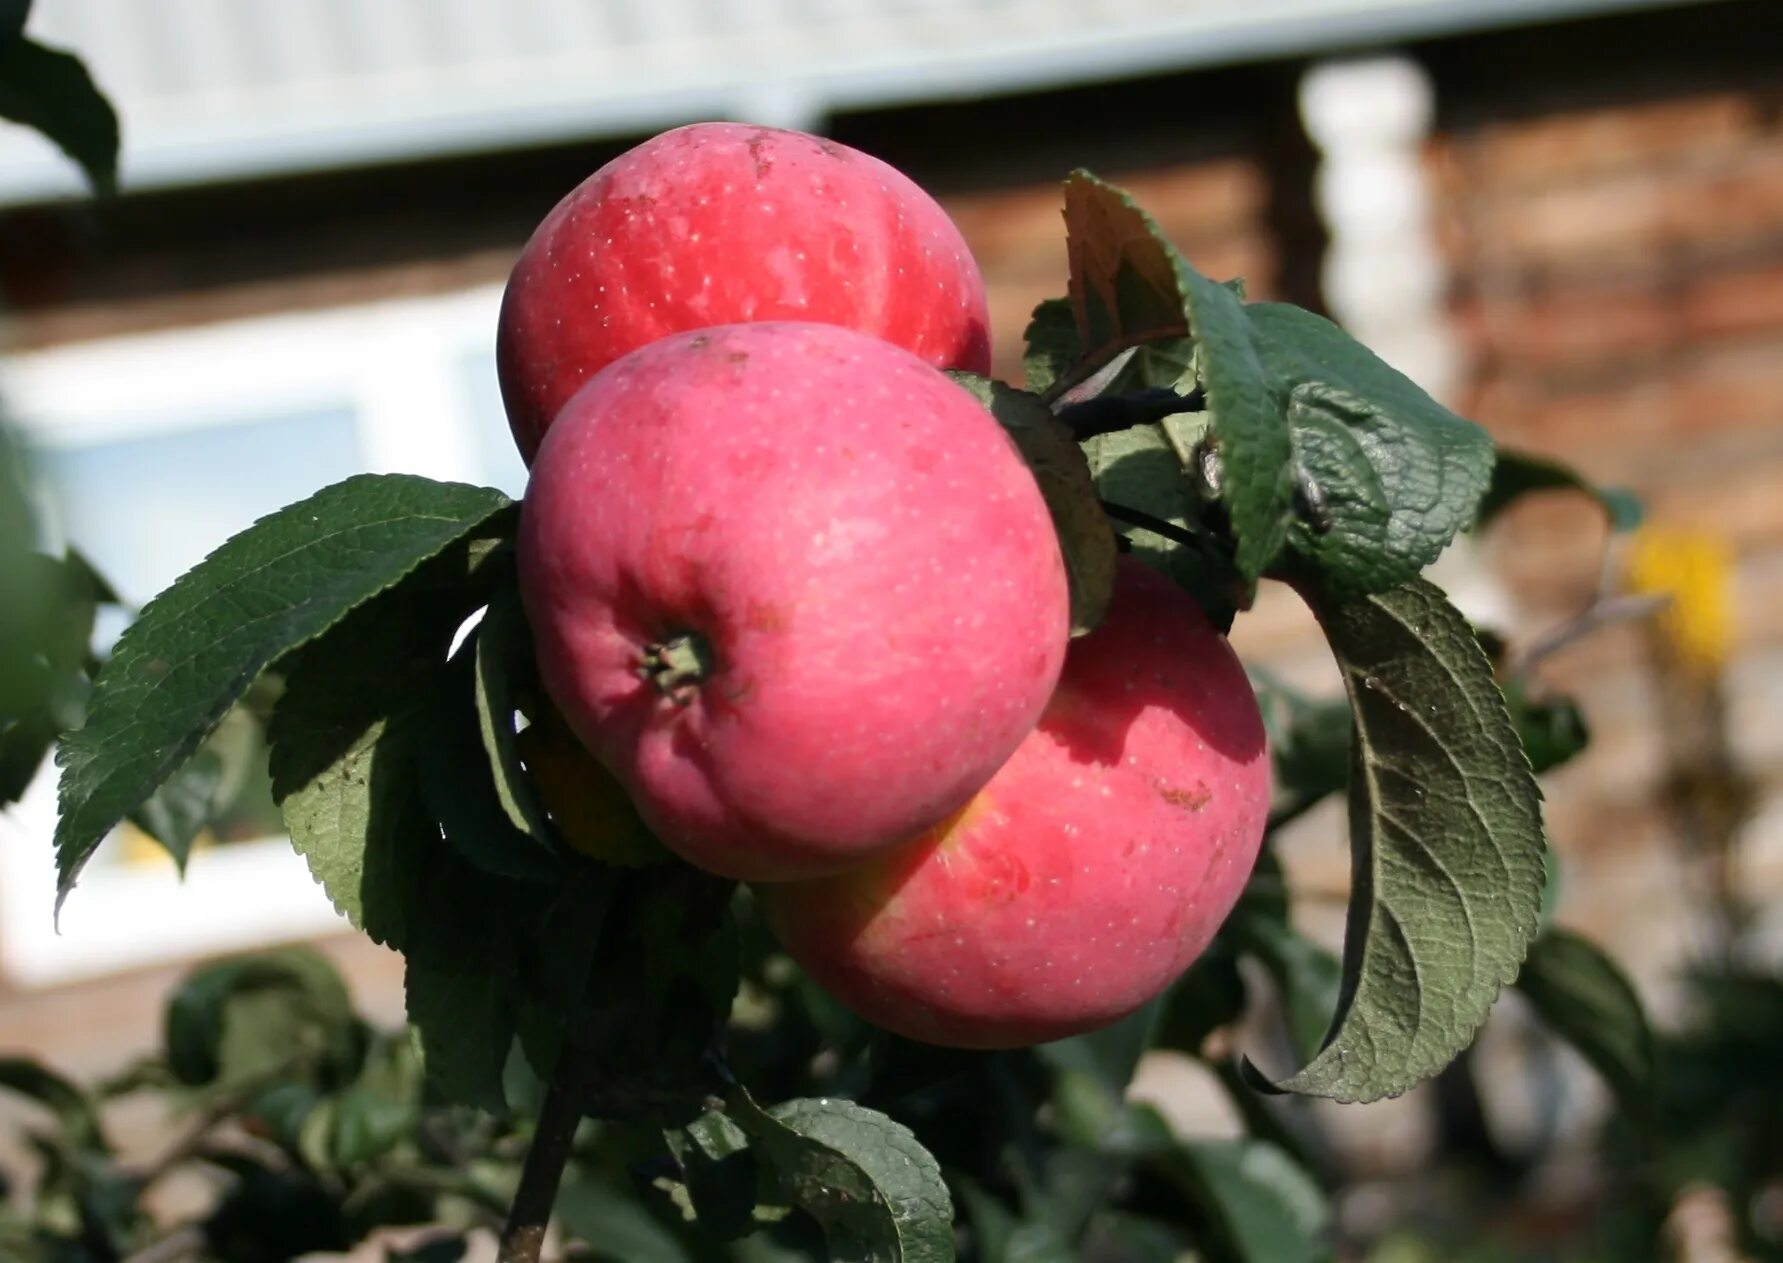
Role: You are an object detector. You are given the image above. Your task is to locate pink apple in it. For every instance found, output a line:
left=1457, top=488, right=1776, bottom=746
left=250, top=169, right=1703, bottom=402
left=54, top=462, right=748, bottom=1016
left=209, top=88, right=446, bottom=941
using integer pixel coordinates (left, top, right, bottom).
left=757, top=558, right=1271, bottom=1049
left=498, top=121, right=992, bottom=462
left=517, top=321, right=1068, bottom=883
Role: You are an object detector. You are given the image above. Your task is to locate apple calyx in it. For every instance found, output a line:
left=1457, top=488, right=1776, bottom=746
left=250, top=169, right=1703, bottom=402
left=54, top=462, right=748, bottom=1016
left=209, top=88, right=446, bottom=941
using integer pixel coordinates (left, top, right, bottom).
left=641, top=631, right=716, bottom=701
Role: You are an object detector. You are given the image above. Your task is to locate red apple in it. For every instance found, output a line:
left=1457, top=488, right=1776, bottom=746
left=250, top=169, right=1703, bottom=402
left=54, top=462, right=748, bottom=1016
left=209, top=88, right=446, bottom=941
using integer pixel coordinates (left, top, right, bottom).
left=498, top=121, right=992, bottom=462
left=517, top=321, right=1068, bottom=883
left=757, top=558, right=1270, bottom=1049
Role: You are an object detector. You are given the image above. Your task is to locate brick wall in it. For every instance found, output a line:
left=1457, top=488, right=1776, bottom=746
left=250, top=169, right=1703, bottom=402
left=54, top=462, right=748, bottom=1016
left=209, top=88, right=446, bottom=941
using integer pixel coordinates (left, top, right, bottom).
left=1422, top=0, right=1783, bottom=1000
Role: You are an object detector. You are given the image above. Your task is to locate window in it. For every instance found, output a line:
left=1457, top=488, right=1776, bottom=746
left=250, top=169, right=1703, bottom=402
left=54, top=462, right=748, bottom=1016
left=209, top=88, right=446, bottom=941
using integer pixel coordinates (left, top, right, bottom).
left=0, top=283, right=514, bottom=987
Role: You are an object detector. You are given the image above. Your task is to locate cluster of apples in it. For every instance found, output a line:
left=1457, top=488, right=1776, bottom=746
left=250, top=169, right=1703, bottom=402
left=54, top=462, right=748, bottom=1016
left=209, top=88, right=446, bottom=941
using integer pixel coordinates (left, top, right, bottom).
left=503, top=124, right=1270, bottom=1049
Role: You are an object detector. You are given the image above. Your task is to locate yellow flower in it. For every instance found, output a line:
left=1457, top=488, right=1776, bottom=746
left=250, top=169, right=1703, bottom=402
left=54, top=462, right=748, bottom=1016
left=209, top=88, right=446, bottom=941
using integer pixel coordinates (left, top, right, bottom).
left=1625, top=526, right=1733, bottom=673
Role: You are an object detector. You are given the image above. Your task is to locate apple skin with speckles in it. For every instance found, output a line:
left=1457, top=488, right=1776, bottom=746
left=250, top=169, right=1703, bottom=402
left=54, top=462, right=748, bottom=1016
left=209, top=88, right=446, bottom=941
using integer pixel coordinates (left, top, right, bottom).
left=756, top=558, right=1270, bottom=1049
left=517, top=321, right=1069, bottom=883
left=498, top=121, right=992, bottom=463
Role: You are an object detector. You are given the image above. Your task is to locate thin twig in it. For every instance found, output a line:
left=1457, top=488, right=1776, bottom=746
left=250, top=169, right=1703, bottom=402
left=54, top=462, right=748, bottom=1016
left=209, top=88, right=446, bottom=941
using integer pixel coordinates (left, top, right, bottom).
left=1099, top=501, right=1206, bottom=552
left=1058, top=387, right=1201, bottom=441
left=497, top=1077, right=584, bottom=1263
left=1508, top=592, right=1670, bottom=683
left=135, top=1091, right=245, bottom=1191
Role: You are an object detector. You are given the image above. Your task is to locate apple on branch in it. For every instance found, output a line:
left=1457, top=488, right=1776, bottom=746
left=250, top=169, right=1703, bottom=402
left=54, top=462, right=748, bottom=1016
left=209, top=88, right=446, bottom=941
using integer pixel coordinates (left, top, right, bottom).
left=758, top=558, right=1271, bottom=1049
left=497, top=122, right=991, bottom=461
left=517, top=321, right=1070, bottom=883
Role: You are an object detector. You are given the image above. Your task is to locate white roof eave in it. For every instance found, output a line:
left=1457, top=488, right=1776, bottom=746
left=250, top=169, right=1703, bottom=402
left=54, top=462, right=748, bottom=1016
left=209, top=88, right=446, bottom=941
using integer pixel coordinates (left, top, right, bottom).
left=0, top=0, right=1716, bottom=205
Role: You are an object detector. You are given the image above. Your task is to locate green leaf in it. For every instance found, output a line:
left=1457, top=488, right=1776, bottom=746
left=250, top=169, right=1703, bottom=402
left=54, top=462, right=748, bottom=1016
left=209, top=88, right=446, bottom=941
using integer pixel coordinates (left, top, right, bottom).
left=1156, top=945, right=1247, bottom=1053
left=0, top=1058, right=106, bottom=1152
left=127, top=747, right=225, bottom=867
left=386, top=1236, right=468, bottom=1263
left=127, top=703, right=261, bottom=871
left=1502, top=683, right=1591, bottom=777
left=1081, top=422, right=1236, bottom=629
left=0, top=35, right=118, bottom=193
left=417, top=640, right=558, bottom=882
left=332, top=1034, right=422, bottom=1168
left=1229, top=905, right=1342, bottom=1068
left=1153, top=1137, right=1330, bottom=1263
left=1249, top=579, right=1547, bottom=1102
left=163, top=948, right=358, bottom=1089
left=1252, top=672, right=1351, bottom=818
left=54, top=475, right=512, bottom=908
left=665, top=1110, right=760, bottom=1241
left=1080, top=1213, right=1191, bottom=1263
left=1515, top=929, right=1655, bottom=1129
left=1476, top=449, right=1642, bottom=532
left=557, top=1174, right=694, bottom=1263
left=1059, top=172, right=1193, bottom=398
left=1039, top=1000, right=1161, bottom=1097
left=265, top=542, right=530, bottom=1112
left=267, top=523, right=513, bottom=944
left=949, top=374, right=1117, bottom=635
left=1021, top=298, right=1082, bottom=396
left=473, top=590, right=556, bottom=843
left=1247, top=304, right=1493, bottom=594
left=728, top=1090, right=955, bottom=1263
left=0, top=706, right=57, bottom=805
left=1180, top=270, right=1294, bottom=581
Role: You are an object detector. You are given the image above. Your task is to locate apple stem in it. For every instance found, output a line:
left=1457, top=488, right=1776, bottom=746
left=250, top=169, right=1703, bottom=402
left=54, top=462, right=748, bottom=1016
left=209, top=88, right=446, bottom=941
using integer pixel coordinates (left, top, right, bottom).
left=641, top=631, right=716, bottom=700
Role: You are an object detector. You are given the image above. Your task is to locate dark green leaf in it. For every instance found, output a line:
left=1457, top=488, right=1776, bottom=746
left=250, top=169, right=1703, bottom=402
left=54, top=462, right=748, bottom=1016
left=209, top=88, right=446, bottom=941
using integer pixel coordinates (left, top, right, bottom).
left=163, top=948, right=357, bottom=1089
left=1248, top=580, right=1546, bottom=1102
left=950, top=373, right=1117, bottom=635
left=1060, top=172, right=1192, bottom=397
left=1039, top=1000, right=1161, bottom=1097
left=54, top=475, right=512, bottom=907
left=0, top=35, right=117, bottom=193
left=266, top=523, right=512, bottom=946
left=1155, top=946, right=1247, bottom=1053
left=1504, top=685, right=1591, bottom=776
left=386, top=1235, right=468, bottom=1263
left=728, top=1090, right=955, bottom=1263
left=204, top=1157, right=351, bottom=1261
left=1082, top=1213, right=1192, bottom=1263
left=0, top=1058, right=106, bottom=1151
left=1252, top=672, right=1351, bottom=817
left=1081, top=420, right=1237, bottom=629
left=0, top=706, right=57, bottom=805
left=665, top=1110, right=760, bottom=1241
left=0, top=3, right=30, bottom=47
left=1022, top=298, right=1082, bottom=396
left=130, top=701, right=264, bottom=869
left=127, top=747, right=225, bottom=869
left=332, top=1034, right=422, bottom=1168
left=1476, top=449, right=1642, bottom=532
left=557, top=1174, right=694, bottom=1263
left=1516, top=929, right=1655, bottom=1129
left=417, top=640, right=558, bottom=882
left=265, top=550, right=531, bottom=1114
left=1248, top=304, right=1493, bottom=594
left=1153, top=1137, right=1330, bottom=1263
left=1180, top=270, right=1294, bottom=581
left=1228, top=908, right=1342, bottom=1068
left=473, top=591, right=556, bottom=843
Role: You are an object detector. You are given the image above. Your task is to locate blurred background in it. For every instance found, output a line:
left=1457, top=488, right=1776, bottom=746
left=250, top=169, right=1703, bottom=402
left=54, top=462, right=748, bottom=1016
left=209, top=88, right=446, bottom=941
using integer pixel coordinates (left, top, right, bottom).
left=1, top=0, right=1779, bottom=1258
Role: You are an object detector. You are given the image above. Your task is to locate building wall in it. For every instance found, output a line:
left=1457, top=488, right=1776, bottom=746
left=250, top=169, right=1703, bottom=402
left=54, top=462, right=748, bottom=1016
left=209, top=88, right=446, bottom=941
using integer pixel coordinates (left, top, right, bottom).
left=1419, top=0, right=1783, bottom=999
